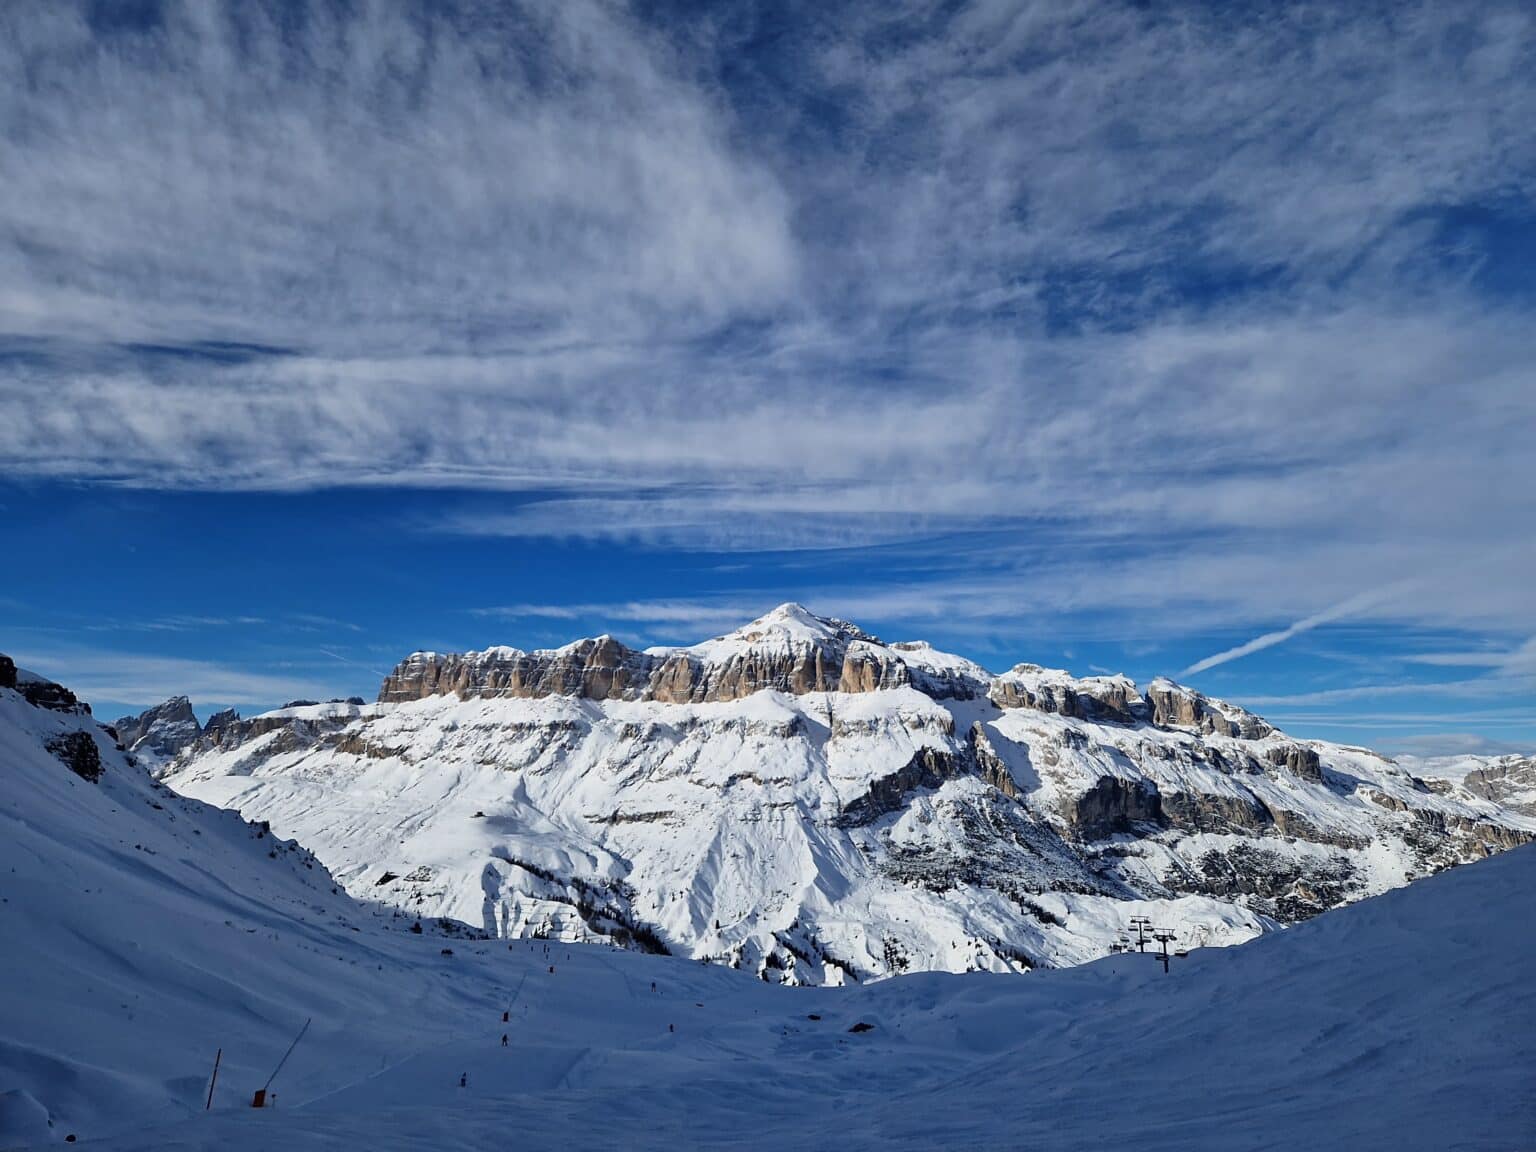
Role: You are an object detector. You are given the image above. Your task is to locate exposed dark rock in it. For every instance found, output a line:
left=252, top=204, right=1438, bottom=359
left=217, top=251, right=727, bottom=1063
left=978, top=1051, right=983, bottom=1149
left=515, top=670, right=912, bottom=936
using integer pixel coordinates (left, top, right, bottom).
left=968, top=723, right=1020, bottom=798
left=877, top=785, right=1127, bottom=900
left=377, top=608, right=982, bottom=705
left=16, top=671, right=85, bottom=714
left=1178, top=842, right=1358, bottom=922
left=990, top=668, right=1142, bottom=724
left=837, top=748, right=969, bottom=827
left=1406, top=808, right=1533, bottom=855
left=1264, top=742, right=1324, bottom=784
left=113, top=696, right=202, bottom=760
left=0, top=654, right=15, bottom=690
left=1068, top=776, right=1165, bottom=838
left=46, top=731, right=103, bottom=782
left=201, top=708, right=241, bottom=737
left=1156, top=789, right=1365, bottom=849
left=332, top=732, right=405, bottom=760
left=1458, top=757, right=1536, bottom=817
left=1367, top=789, right=1410, bottom=813
left=1146, top=679, right=1272, bottom=739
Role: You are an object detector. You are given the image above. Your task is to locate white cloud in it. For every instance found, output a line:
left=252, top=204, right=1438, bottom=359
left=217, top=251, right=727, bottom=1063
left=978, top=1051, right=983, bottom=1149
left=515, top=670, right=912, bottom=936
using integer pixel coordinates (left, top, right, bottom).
left=1235, top=675, right=1536, bottom=709
left=7, top=646, right=337, bottom=710
left=1378, top=733, right=1534, bottom=758
left=474, top=600, right=767, bottom=637
left=0, top=2, right=794, bottom=354
left=1405, top=637, right=1536, bottom=675
left=2, top=1, right=1535, bottom=668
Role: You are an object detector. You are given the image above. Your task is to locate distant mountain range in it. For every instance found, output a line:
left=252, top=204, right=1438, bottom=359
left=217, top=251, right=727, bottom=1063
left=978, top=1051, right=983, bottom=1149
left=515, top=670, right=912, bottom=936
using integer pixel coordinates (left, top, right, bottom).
left=105, top=605, right=1531, bottom=984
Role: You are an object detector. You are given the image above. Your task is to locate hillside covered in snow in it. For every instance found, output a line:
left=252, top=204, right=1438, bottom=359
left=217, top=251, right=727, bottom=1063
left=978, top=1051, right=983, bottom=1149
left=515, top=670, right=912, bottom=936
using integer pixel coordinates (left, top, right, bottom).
left=152, top=606, right=1534, bottom=984
left=3, top=654, right=1534, bottom=1149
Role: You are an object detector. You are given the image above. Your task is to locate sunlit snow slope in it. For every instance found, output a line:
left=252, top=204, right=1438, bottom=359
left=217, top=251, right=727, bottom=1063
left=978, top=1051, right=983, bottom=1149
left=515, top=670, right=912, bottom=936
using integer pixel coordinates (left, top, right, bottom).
left=161, top=606, right=1533, bottom=983
left=3, top=651, right=1533, bottom=1150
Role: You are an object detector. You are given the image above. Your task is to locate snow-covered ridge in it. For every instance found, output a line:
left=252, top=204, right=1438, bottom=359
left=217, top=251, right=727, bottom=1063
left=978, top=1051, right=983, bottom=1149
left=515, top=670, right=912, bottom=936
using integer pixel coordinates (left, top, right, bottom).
left=148, top=607, right=1536, bottom=987
left=1407, top=752, right=1536, bottom=817
left=378, top=603, right=1270, bottom=720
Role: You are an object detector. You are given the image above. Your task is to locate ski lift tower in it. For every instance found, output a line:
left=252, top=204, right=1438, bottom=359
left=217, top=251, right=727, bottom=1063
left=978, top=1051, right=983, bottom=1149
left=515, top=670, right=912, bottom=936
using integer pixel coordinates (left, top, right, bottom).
left=1128, top=915, right=1153, bottom=953
left=1152, top=928, right=1178, bottom=973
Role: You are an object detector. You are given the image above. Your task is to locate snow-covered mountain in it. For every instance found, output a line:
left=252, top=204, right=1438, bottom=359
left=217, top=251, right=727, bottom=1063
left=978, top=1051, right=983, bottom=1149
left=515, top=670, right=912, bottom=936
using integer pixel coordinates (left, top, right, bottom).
left=4, top=650, right=1535, bottom=1149
left=111, top=692, right=367, bottom=771
left=111, top=694, right=203, bottom=766
left=155, top=606, right=1533, bottom=984
left=1404, top=752, right=1536, bottom=817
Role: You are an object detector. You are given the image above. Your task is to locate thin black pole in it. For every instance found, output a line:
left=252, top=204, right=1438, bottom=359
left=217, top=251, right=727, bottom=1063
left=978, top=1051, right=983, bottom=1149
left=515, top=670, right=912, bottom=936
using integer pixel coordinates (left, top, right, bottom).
left=264, top=1017, right=312, bottom=1092
left=205, top=1048, right=222, bottom=1111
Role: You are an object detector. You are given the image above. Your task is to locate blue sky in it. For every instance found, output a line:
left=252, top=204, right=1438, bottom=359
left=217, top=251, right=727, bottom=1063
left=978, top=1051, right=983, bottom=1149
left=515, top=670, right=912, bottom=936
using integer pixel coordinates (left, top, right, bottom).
left=1, top=0, right=1533, bottom=756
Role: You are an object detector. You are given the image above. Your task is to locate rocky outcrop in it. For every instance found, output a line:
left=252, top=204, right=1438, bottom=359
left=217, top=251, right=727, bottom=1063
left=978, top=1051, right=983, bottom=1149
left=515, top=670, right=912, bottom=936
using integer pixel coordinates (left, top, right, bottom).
left=378, top=638, right=656, bottom=704
left=1146, top=679, right=1272, bottom=739
left=191, top=711, right=340, bottom=755
left=2, top=655, right=89, bottom=714
left=1406, top=809, right=1533, bottom=854
left=114, top=696, right=203, bottom=761
left=1459, top=757, right=1536, bottom=817
left=1264, top=742, right=1324, bottom=784
left=990, top=667, right=1142, bottom=724
left=202, top=708, right=241, bottom=738
left=1180, top=842, right=1358, bottom=923
left=331, top=732, right=405, bottom=760
left=15, top=671, right=86, bottom=714
left=45, top=731, right=103, bottom=782
left=377, top=605, right=991, bottom=706
left=968, top=724, right=1019, bottom=798
left=990, top=667, right=1273, bottom=741
left=837, top=748, right=969, bottom=827
left=1067, top=775, right=1165, bottom=837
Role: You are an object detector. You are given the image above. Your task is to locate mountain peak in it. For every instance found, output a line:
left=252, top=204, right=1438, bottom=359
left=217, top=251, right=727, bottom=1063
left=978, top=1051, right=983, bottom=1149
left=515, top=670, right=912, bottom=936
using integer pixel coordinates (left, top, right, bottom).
left=719, top=603, right=872, bottom=646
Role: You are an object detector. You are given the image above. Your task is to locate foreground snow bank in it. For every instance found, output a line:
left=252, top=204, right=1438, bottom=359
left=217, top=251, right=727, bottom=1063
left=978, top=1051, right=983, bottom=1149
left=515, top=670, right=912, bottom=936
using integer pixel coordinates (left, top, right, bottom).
left=3, top=678, right=1532, bottom=1150
left=126, top=849, right=1533, bottom=1152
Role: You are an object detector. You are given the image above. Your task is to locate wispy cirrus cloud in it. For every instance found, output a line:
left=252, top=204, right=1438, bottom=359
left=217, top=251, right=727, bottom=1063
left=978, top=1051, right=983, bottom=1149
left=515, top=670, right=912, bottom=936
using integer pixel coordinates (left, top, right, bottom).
left=7, top=645, right=336, bottom=711
left=1405, top=637, right=1536, bottom=675
left=1236, top=675, right=1536, bottom=709
left=1, top=0, right=1534, bottom=719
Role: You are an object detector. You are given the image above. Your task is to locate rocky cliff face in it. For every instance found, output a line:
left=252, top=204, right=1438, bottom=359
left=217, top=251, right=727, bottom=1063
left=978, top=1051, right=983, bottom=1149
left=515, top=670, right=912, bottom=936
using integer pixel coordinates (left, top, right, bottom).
left=0, top=657, right=89, bottom=715
left=1461, top=757, right=1536, bottom=816
left=378, top=605, right=983, bottom=706
left=158, top=609, right=1535, bottom=985
left=113, top=696, right=203, bottom=762
left=1408, top=754, right=1536, bottom=819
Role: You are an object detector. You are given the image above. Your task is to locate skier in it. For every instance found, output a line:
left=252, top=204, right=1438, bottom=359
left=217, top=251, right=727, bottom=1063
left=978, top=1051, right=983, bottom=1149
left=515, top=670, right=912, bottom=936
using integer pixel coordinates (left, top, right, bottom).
left=501, top=1034, right=509, bottom=1047
left=651, top=981, right=657, bottom=993
left=459, top=1073, right=467, bottom=1089
left=502, top=1010, right=509, bottom=1022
